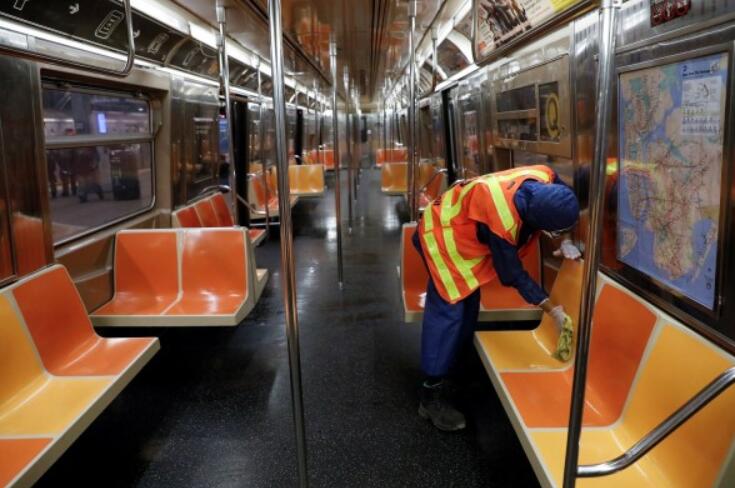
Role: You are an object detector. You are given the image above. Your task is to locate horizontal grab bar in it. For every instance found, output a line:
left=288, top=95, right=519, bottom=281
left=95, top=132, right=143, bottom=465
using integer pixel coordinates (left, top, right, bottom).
left=578, top=366, right=735, bottom=477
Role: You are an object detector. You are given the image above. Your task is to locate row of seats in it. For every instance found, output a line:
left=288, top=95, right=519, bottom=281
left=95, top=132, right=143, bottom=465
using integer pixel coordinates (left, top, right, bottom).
left=91, top=228, right=268, bottom=327
left=381, top=162, right=447, bottom=208
left=375, top=147, right=408, bottom=168
left=399, top=223, right=542, bottom=323
left=172, top=192, right=267, bottom=246
left=475, top=261, right=735, bottom=487
left=0, top=265, right=159, bottom=487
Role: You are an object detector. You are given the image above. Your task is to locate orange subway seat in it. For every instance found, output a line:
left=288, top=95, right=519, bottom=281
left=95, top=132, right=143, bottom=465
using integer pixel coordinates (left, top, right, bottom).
left=249, top=228, right=266, bottom=246
left=0, top=438, right=51, bottom=487
left=210, top=193, right=234, bottom=226
left=376, top=148, right=385, bottom=167
left=93, top=231, right=179, bottom=316
left=173, top=206, right=201, bottom=228
left=13, top=266, right=157, bottom=376
left=320, top=149, right=335, bottom=169
left=381, top=162, right=408, bottom=193
left=480, top=241, right=540, bottom=311
left=501, top=284, right=657, bottom=428
left=0, top=294, right=110, bottom=435
left=475, top=259, right=584, bottom=371
left=194, top=198, right=219, bottom=227
left=166, top=229, right=248, bottom=316
left=531, top=324, right=735, bottom=487
left=12, top=213, right=48, bottom=276
left=289, top=164, right=325, bottom=196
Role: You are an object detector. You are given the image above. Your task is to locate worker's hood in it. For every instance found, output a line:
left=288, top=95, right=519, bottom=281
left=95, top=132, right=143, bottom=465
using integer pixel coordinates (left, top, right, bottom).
left=516, top=181, right=580, bottom=232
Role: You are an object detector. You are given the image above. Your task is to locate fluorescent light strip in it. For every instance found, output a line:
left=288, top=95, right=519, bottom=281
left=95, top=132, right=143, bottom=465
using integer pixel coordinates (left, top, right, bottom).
left=434, top=63, right=478, bottom=92
left=131, top=0, right=189, bottom=35
left=189, top=22, right=217, bottom=49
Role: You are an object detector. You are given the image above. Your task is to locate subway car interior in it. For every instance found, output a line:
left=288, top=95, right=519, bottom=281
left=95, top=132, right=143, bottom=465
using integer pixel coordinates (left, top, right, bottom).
left=1, top=0, right=735, bottom=487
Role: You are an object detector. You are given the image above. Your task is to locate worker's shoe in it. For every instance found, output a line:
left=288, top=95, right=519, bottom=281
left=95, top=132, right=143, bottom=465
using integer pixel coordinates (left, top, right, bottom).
left=418, top=380, right=466, bottom=432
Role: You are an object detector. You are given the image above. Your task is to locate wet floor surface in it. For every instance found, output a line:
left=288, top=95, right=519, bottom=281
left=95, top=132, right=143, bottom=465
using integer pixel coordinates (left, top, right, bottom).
left=38, top=169, right=540, bottom=488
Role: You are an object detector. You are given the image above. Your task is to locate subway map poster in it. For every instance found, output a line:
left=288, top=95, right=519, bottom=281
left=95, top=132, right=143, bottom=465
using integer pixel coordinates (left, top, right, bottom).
left=617, top=52, right=729, bottom=309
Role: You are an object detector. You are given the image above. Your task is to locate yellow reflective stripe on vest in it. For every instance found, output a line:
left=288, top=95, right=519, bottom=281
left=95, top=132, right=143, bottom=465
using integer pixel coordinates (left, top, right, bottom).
left=422, top=205, right=460, bottom=300
left=484, top=176, right=518, bottom=240
left=442, top=227, right=482, bottom=290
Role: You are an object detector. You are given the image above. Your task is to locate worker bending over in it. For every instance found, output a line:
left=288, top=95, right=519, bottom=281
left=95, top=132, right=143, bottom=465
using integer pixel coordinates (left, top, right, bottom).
left=413, top=164, right=581, bottom=431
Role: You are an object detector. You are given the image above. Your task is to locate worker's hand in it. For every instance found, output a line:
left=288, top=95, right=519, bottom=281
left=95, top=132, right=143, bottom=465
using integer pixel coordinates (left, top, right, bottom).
left=548, top=305, right=568, bottom=332
left=553, top=239, right=581, bottom=260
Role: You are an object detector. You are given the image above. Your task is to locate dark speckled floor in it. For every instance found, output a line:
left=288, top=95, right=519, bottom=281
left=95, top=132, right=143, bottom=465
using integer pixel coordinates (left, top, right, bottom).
left=37, top=169, right=540, bottom=488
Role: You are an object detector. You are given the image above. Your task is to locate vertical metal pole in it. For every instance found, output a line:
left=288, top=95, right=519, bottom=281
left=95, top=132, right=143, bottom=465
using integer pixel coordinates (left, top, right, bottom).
left=407, top=0, right=418, bottom=221
left=216, top=2, right=238, bottom=223
left=344, top=69, right=353, bottom=233
left=266, top=1, right=308, bottom=486
left=330, top=38, right=344, bottom=287
left=432, top=27, right=438, bottom=92
left=256, top=58, right=271, bottom=237
left=562, top=2, right=619, bottom=487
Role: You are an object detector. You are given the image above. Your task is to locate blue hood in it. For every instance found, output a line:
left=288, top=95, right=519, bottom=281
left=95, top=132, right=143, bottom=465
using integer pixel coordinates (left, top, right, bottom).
left=515, top=181, right=580, bottom=232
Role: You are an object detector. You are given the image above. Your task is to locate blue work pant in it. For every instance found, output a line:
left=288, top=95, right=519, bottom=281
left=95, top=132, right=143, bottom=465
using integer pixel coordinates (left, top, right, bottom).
left=412, top=231, right=481, bottom=377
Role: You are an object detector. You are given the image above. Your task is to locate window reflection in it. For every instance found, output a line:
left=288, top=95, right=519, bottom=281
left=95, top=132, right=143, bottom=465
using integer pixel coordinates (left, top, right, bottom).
left=46, top=144, right=153, bottom=243
left=43, top=83, right=155, bottom=244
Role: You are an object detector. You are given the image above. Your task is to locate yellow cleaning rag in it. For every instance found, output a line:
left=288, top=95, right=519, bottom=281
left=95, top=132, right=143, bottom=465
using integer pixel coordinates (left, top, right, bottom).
left=552, top=314, right=574, bottom=362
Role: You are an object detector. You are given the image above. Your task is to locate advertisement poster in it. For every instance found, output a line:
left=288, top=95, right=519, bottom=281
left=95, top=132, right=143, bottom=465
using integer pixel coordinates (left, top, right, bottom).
left=474, top=0, right=584, bottom=60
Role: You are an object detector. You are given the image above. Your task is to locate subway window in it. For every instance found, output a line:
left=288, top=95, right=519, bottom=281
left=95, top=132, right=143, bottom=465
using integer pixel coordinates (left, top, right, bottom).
left=42, top=83, right=155, bottom=244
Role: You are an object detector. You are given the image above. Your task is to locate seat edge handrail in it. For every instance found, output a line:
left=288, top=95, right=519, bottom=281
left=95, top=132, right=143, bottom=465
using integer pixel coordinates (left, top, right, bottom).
left=417, top=168, right=448, bottom=194
left=578, top=366, right=735, bottom=477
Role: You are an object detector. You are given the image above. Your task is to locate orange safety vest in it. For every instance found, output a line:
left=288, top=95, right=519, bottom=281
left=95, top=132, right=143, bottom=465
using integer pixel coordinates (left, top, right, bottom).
left=418, top=165, right=555, bottom=303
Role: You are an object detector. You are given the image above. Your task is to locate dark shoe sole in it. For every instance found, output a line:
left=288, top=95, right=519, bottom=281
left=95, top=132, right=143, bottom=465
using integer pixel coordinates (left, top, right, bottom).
left=418, top=404, right=466, bottom=432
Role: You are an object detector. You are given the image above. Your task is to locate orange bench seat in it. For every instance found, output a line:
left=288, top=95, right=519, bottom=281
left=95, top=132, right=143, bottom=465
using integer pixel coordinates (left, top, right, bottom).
left=91, top=229, right=260, bottom=327
left=0, top=265, right=158, bottom=487
left=289, top=164, right=325, bottom=197
left=173, top=192, right=266, bottom=249
left=475, top=272, right=735, bottom=487
left=400, top=223, right=543, bottom=323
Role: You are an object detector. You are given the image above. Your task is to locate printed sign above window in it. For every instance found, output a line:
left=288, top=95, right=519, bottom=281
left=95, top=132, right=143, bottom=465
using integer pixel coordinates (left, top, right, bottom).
left=473, top=0, right=590, bottom=63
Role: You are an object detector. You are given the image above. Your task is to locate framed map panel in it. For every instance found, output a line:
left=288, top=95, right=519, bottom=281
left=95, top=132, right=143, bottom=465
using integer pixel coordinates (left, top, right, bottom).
left=617, top=51, right=729, bottom=311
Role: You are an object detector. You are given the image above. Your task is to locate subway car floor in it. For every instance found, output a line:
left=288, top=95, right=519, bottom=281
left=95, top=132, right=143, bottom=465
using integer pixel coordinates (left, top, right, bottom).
left=37, top=169, right=540, bottom=488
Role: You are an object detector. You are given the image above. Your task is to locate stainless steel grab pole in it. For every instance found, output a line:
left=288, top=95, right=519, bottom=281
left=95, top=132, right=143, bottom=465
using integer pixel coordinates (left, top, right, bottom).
left=216, top=1, right=239, bottom=224
left=330, top=38, right=345, bottom=287
left=256, top=58, right=271, bottom=237
left=266, top=1, right=308, bottom=486
left=407, top=0, right=418, bottom=221
left=561, top=2, right=619, bottom=487
left=344, top=70, right=353, bottom=233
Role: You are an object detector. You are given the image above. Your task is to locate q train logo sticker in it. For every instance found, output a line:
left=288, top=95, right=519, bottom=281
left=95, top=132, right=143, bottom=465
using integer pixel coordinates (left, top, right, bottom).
left=544, top=92, right=560, bottom=140
left=651, top=0, right=691, bottom=27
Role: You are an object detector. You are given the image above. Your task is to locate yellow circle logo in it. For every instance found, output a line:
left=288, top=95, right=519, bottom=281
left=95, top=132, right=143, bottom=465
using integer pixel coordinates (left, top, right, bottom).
left=545, top=93, right=560, bottom=139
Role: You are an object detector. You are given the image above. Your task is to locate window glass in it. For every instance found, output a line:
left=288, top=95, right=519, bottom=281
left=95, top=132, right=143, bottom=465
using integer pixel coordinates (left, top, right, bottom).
left=43, top=84, right=154, bottom=245
left=46, top=144, right=153, bottom=243
left=43, top=88, right=150, bottom=137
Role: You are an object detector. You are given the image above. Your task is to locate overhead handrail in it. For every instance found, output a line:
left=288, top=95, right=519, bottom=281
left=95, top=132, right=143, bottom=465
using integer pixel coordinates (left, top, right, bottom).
left=11, top=0, right=136, bottom=77
left=578, top=366, right=735, bottom=477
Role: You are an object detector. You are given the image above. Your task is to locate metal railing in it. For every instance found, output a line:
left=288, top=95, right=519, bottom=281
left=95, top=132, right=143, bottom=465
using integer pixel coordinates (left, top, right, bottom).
left=578, top=366, right=735, bottom=477
left=416, top=168, right=448, bottom=195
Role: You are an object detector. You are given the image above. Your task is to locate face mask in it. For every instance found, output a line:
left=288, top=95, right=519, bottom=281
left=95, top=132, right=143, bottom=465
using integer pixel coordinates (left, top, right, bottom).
left=542, top=230, right=562, bottom=239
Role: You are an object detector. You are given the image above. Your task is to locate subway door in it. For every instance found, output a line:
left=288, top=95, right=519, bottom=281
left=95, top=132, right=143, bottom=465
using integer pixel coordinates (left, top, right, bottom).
left=231, top=99, right=250, bottom=227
